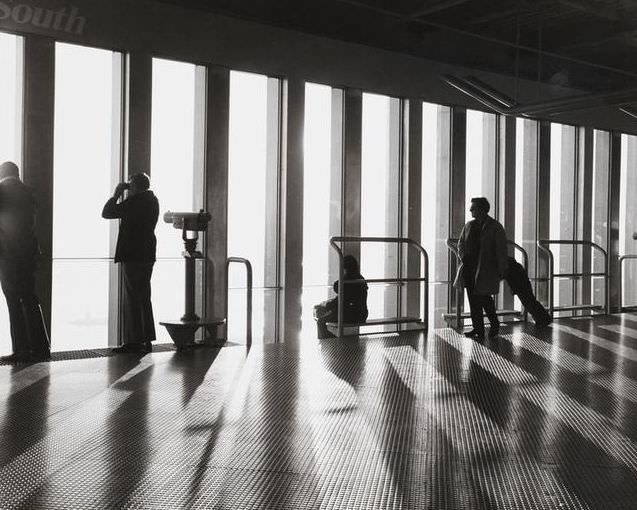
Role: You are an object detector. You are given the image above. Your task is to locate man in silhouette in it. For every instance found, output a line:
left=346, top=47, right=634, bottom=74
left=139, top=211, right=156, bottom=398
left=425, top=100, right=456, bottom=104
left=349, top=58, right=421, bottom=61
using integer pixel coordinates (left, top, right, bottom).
left=454, top=197, right=508, bottom=339
left=0, top=161, right=50, bottom=363
left=103, top=173, right=159, bottom=353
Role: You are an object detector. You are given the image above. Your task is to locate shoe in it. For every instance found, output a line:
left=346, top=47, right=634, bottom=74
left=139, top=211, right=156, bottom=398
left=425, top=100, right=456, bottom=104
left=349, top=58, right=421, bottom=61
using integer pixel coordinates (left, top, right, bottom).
left=535, top=317, right=552, bottom=328
left=464, top=330, right=484, bottom=339
left=488, top=325, right=500, bottom=338
left=143, top=342, right=153, bottom=353
left=30, top=351, right=51, bottom=362
left=112, top=343, right=146, bottom=354
left=0, top=352, right=31, bottom=363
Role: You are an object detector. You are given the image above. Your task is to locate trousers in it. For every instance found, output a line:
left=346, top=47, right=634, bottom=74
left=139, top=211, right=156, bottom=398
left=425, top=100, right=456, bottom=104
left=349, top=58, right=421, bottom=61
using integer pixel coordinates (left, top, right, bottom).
left=464, top=268, right=498, bottom=333
left=122, top=262, right=156, bottom=345
left=0, top=258, right=49, bottom=356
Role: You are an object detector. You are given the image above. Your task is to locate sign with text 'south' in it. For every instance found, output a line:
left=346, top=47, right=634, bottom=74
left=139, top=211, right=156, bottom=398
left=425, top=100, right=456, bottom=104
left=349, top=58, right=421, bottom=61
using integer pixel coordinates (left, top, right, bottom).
left=0, top=0, right=85, bottom=35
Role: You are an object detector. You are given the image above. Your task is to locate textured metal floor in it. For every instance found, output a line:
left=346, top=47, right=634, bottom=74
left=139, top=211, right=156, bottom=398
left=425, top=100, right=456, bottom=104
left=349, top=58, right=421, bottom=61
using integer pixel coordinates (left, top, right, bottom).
left=4, top=315, right=637, bottom=509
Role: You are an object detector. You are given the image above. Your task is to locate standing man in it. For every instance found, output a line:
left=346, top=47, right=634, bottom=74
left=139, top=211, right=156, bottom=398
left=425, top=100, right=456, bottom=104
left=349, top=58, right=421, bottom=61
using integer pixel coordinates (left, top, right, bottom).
left=0, top=161, right=50, bottom=363
left=454, top=197, right=508, bottom=339
left=103, top=173, right=159, bottom=354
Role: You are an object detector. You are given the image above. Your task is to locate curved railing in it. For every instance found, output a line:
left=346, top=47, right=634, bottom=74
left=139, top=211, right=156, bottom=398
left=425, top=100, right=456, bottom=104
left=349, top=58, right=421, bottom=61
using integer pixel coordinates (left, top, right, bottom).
left=536, top=240, right=608, bottom=319
left=225, top=257, right=253, bottom=348
left=329, top=236, right=429, bottom=338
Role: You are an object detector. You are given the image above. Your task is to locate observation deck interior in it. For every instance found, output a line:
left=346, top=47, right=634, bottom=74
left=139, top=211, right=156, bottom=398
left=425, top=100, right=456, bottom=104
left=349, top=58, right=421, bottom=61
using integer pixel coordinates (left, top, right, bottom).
left=3, top=316, right=637, bottom=509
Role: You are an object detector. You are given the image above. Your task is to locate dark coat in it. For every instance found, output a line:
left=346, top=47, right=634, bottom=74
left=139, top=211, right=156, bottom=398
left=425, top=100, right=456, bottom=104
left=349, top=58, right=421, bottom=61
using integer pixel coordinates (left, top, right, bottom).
left=0, top=177, right=38, bottom=261
left=333, top=272, right=369, bottom=322
left=102, top=191, right=159, bottom=263
left=453, top=215, right=508, bottom=295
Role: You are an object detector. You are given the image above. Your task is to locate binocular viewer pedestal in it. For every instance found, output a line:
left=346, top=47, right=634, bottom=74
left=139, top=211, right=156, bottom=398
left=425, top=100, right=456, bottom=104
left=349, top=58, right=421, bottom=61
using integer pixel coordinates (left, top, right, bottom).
left=160, top=211, right=224, bottom=351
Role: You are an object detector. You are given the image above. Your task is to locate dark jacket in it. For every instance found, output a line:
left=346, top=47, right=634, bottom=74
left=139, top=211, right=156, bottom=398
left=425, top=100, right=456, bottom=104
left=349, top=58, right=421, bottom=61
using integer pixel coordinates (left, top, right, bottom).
left=333, top=272, right=369, bottom=322
left=453, top=215, right=508, bottom=295
left=0, top=177, right=38, bottom=261
left=102, top=191, right=159, bottom=263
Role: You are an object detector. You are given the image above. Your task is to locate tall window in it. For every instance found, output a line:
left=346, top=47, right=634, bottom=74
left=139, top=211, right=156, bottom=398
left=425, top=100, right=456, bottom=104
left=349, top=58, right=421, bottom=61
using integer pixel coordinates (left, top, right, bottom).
left=421, top=102, right=451, bottom=327
left=620, top=134, right=637, bottom=306
left=227, top=71, right=280, bottom=344
left=465, top=109, right=497, bottom=220
left=360, top=92, right=401, bottom=322
left=52, top=43, right=122, bottom=351
left=549, top=123, right=577, bottom=312
left=0, top=32, right=22, bottom=355
left=150, top=58, right=204, bottom=342
left=301, top=83, right=342, bottom=337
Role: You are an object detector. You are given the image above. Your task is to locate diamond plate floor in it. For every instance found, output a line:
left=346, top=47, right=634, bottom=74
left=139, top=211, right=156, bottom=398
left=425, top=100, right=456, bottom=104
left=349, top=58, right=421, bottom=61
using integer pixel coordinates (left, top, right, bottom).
left=4, top=315, right=637, bottom=508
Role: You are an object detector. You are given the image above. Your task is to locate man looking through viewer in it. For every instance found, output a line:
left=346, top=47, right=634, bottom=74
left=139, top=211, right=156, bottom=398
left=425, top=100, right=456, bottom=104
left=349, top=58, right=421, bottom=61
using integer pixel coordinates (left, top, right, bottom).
left=453, top=197, right=508, bottom=340
left=102, top=173, right=159, bottom=354
left=0, top=161, right=50, bottom=363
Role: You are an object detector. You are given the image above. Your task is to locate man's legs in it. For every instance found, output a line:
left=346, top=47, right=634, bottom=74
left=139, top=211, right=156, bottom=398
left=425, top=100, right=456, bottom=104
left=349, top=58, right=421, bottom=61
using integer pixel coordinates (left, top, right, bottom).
left=481, top=294, right=499, bottom=336
left=466, top=284, right=486, bottom=337
left=119, top=262, right=155, bottom=352
left=0, top=259, right=48, bottom=362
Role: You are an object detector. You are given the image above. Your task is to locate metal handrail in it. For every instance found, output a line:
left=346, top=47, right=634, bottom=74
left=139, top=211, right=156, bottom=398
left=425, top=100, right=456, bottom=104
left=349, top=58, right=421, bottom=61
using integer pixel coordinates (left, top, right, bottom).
left=329, top=236, right=429, bottom=338
left=225, top=257, right=253, bottom=348
left=447, top=238, right=528, bottom=329
left=537, top=240, right=609, bottom=319
left=619, top=255, right=637, bottom=311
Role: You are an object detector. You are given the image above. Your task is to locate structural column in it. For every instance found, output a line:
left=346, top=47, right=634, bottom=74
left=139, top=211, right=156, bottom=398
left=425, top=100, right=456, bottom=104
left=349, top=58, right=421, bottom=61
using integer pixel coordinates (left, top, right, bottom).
left=278, top=78, right=305, bottom=342
left=401, top=99, right=422, bottom=320
left=577, top=127, right=594, bottom=309
left=536, top=121, right=551, bottom=305
left=327, top=89, right=344, bottom=284
left=125, top=53, right=152, bottom=177
left=448, top=106, right=466, bottom=317
left=497, top=115, right=516, bottom=311
left=608, top=131, right=622, bottom=312
left=204, top=66, right=230, bottom=330
left=22, top=35, right=54, bottom=334
left=342, top=88, right=362, bottom=262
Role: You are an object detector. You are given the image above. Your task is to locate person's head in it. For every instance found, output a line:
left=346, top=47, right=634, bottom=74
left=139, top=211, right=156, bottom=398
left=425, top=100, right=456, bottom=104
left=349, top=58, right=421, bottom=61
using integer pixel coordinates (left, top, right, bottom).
left=469, top=197, right=489, bottom=219
left=0, top=161, right=20, bottom=180
left=343, top=254, right=360, bottom=275
left=128, top=173, right=150, bottom=195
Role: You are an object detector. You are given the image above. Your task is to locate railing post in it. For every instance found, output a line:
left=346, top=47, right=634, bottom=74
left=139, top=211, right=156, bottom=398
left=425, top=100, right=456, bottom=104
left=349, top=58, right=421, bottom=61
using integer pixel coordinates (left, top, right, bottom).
left=225, top=257, right=253, bottom=349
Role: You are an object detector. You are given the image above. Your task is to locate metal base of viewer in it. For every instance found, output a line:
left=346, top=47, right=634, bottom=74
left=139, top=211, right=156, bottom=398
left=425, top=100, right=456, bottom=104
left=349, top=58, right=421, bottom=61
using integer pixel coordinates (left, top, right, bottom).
left=160, top=318, right=226, bottom=351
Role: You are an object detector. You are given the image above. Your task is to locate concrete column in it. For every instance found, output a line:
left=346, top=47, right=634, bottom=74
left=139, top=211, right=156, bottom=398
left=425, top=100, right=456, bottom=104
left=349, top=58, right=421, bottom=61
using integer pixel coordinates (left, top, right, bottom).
left=608, top=131, right=622, bottom=312
left=577, top=127, right=594, bottom=309
left=498, top=115, right=516, bottom=311
left=401, top=99, right=422, bottom=320
left=203, top=66, right=230, bottom=330
left=108, top=52, right=125, bottom=346
left=23, top=35, right=55, bottom=335
left=264, top=78, right=282, bottom=341
left=327, top=89, right=344, bottom=284
left=384, top=98, right=401, bottom=319
left=125, top=53, right=152, bottom=177
left=536, top=121, right=551, bottom=305
left=448, top=106, right=466, bottom=316
left=278, top=78, right=305, bottom=342
left=342, top=88, right=362, bottom=262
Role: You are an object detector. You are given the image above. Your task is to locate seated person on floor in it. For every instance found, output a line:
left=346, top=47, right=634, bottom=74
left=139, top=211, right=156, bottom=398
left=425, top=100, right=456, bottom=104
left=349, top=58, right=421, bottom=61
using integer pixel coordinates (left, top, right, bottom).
left=314, top=254, right=368, bottom=339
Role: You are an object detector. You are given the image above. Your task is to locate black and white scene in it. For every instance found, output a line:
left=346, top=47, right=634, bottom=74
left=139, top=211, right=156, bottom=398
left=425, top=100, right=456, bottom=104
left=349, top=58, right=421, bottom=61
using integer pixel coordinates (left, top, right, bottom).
left=2, top=0, right=637, bottom=508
